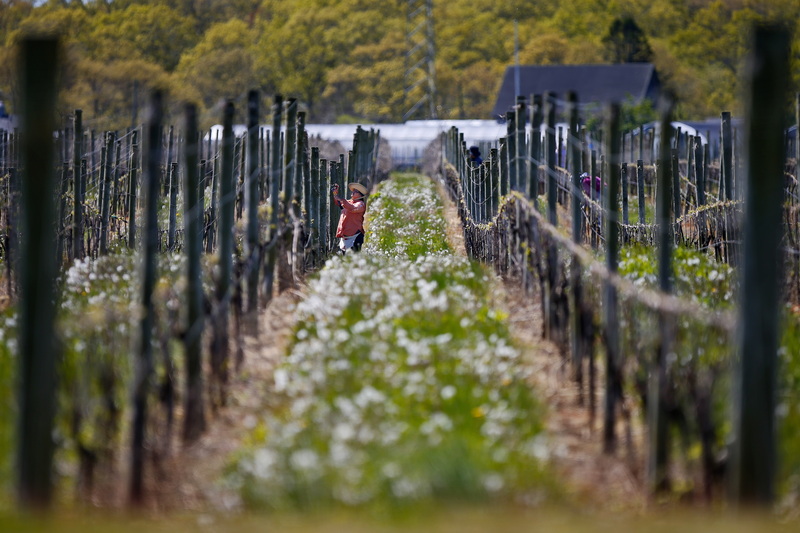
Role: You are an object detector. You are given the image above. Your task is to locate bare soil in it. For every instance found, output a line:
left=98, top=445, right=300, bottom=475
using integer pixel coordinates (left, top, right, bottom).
left=438, top=183, right=647, bottom=514
left=150, top=289, right=301, bottom=513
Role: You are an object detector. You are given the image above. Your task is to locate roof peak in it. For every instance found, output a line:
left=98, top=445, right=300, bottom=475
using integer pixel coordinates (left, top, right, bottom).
left=506, top=63, right=654, bottom=70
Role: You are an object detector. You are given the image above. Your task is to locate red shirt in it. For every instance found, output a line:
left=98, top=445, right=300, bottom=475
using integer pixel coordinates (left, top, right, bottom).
left=335, top=197, right=366, bottom=237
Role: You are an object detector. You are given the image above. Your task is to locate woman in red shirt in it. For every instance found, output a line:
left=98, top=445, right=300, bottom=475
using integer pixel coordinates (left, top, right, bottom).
left=331, top=182, right=367, bottom=253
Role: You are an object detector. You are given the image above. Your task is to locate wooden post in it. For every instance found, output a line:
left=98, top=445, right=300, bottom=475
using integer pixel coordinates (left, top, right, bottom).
left=111, top=138, right=122, bottom=227
left=639, top=124, right=644, bottom=162
left=515, top=95, right=526, bottom=193
left=199, top=157, right=207, bottom=237
left=277, top=100, right=298, bottom=292
left=795, top=92, right=799, bottom=163
left=529, top=94, right=542, bottom=203
left=211, top=101, right=235, bottom=405
left=320, top=158, right=329, bottom=254
left=16, top=37, right=60, bottom=509
left=235, top=134, right=244, bottom=221
left=72, top=109, right=84, bottom=260
left=542, top=92, right=560, bottom=344
left=568, top=92, right=582, bottom=241
left=637, top=160, right=645, bottom=224
left=490, top=148, right=499, bottom=217
left=182, top=103, right=206, bottom=443
left=257, top=128, right=265, bottom=203
left=650, top=95, right=675, bottom=495
left=310, top=146, right=320, bottom=261
left=567, top=91, right=584, bottom=390
left=506, top=111, right=517, bottom=192
left=545, top=91, right=557, bottom=226
left=721, top=111, right=733, bottom=200
left=79, top=158, right=87, bottom=253
left=603, top=102, right=621, bottom=455
left=0, top=131, right=5, bottom=175
left=352, top=127, right=361, bottom=181
left=467, top=146, right=476, bottom=220
left=284, top=98, right=298, bottom=215
left=621, top=163, right=629, bottom=226
left=347, top=150, right=355, bottom=184
left=300, top=113, right=311, bottom=223
left=671, top=149, right=681, bottom=224
left=684, top=135, right=694, bottom=217
left=590, top=149, right=598, bottom=249
left=732, top=24, right=790, bottom=507
left=479, top=163, right=487, bottom=222
left=295, top=111, right=306, bottom=209
left=263, top=96, right=282, bottom=305
left=167, top=161, right=178, bottom=251
left=56, top=162, right=69, bottom=266
left=6, top=167, right=19, bottom=294
left=649, top=129, right=656, bottom=165
left=245, top=90, right=260, bottom=332
left=261, top=128, right=269, bottom=203
left=98, top=141, right=107, bottom=232
left=328, top=160, right=339, bottom=251
left=498, top=138, right=507, bottom=199
left=130, top=90, right=163, bottom=506
left=694, top=136, right=706, bottom=207
left=100, top=131, right=115, bottom=255
left=165, top=125, right=174, bottom=197
left=206, top=131, right=219, bottom=254
left=90, top=130, right=96, bottom=192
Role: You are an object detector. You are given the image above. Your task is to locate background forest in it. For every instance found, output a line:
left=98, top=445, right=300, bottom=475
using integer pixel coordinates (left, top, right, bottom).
left=0, top=0, right=799, bottom=131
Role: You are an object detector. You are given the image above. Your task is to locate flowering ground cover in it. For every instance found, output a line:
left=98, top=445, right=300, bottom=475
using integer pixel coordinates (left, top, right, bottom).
left=0, top=250, right=216, bottom=504
left=231, top=174, right=555, bottom=511
left=616, top=244, right=800, bottom=506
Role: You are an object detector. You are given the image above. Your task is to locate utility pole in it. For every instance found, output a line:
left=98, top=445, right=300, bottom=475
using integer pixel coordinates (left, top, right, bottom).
left=404, top=0, right=437, bottom=121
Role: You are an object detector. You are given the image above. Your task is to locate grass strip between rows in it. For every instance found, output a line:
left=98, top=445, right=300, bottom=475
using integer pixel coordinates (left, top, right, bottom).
left=231, top=173, right=553, bottom=511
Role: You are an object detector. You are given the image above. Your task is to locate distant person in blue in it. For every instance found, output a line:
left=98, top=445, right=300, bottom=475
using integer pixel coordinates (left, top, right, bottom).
left=468, top=146, right=483, bottom=166
left=0, top=100, right=7, bottom=119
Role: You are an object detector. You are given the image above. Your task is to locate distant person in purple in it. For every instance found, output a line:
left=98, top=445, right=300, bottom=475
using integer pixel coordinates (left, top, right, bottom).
left=581, top=172, right=602, bottom=198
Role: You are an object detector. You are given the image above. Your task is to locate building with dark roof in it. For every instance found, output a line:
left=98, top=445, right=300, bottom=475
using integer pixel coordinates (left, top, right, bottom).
left=491, top=63, right=661, bottom=120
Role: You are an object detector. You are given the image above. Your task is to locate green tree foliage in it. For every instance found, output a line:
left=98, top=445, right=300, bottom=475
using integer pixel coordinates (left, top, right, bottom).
left=518, top=30, right=604, bottom=66
left=324, top=30, right=407, bottom=122
left=175, top=19, right=261, bottom=123
left=87, top=4, right=199, bottom=71
left=0, top=0, right=797, bottom=125
left=0, top=0, right=34, bottom=45
left=255, top=8, right=338, bottom=118
left=72, top=58, right=171, bottom=130
left=603, top=16, right=653, bottom=63
left=435, top=2, right=513, bottom=119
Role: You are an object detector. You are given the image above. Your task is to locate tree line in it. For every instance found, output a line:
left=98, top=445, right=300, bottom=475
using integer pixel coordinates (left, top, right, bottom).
left=1, top=0, right=798, bottom=130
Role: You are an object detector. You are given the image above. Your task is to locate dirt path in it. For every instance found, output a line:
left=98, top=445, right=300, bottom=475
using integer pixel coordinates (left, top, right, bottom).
left=155, top=180, right=645, bottom=515
left=438, top=184, right=646, bottom=513
left=152, top=289, right=301, bottom=513
left=500, top=287, right=647, bottom=513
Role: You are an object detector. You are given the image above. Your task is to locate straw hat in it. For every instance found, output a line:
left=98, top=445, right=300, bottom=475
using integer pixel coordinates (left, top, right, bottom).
left=348, top=182, right=368, bottom=195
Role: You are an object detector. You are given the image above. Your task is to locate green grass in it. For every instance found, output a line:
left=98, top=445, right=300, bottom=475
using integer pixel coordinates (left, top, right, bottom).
left=0, top=308, right=16, bottom=504
left=0, top=248, right=220, bottom=508
left=779, top=310, right=800, bottom=508
left=617, top=244, right=800, bottom=507
left=231, top=174, right=553, bottom=512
